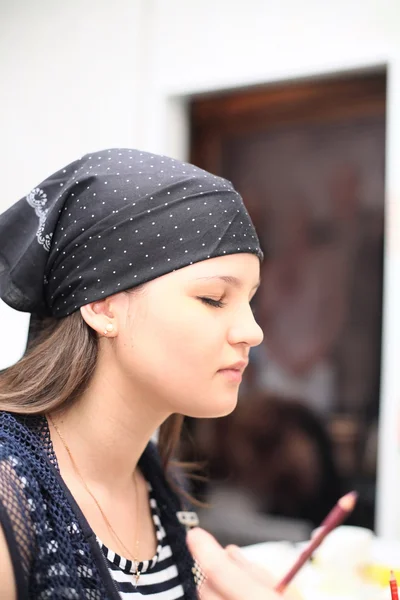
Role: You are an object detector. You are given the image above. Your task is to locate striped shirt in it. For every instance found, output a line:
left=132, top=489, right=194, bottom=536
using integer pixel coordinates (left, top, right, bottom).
left=97, top=484, right=185, bottom=599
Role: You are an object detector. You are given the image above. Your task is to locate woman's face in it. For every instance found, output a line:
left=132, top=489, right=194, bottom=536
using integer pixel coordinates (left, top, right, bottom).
left=108, top=253, right=263, bottom=418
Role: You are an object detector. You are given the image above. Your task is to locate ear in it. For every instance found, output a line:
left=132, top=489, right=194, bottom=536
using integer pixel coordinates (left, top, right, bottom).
left=80, top=297, right=117, bottom=337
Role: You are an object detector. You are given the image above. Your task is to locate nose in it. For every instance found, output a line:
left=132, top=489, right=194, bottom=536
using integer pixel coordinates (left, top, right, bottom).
left=227, top=304, right=264, bottom=348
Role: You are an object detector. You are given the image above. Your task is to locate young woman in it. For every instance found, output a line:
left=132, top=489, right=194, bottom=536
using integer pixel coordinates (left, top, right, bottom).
left=0, top=149, right=298, bottom=599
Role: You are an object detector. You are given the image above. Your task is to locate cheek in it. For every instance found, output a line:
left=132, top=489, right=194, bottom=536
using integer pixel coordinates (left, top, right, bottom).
left=120, top=302, right=217, bottom=381
left=115, top=300, right=239, bottom=416
left=150, top=308, right=220, bottom=378
left=154, top=299, right=223, bottom=355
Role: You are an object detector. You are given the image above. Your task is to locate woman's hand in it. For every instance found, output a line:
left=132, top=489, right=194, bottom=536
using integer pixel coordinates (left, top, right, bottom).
left=187, top=527, right=301, bottom=600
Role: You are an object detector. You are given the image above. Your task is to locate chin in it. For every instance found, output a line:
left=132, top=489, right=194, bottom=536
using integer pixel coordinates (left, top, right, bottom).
left=188, top=391, right=239, bottom=419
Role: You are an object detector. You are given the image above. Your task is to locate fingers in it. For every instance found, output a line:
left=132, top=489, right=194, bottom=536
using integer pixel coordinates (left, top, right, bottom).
left=197, top=580, right=222, bottom=600
left=187, top=528, right=249, bottom=599
left=187, top=528, right=282, bottom=600
left=226, top=544, right=276, bottom=587
left=226, top=545, right=302, bottom=600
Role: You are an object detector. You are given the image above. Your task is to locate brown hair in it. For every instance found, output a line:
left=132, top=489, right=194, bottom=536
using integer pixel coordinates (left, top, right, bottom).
left=0, top=310, right=202, bottom=502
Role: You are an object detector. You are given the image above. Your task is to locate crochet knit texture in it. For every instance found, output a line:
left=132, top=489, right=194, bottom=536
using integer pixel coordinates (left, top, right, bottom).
left=0, top=412, right=197, bottom=599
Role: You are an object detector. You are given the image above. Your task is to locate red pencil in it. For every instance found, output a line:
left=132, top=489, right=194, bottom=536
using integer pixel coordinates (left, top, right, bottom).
left=274, top=491, right=358, bottom=594
left=390, top=571, right=399, bottom=600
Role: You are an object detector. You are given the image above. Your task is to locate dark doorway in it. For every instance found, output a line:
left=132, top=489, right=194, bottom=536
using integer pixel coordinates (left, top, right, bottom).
left=184, top=72, right=386, bottom=546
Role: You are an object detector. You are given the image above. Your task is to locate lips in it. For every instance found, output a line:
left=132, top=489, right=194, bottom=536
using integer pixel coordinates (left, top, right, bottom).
left=219, top=360, right=248, bottom=374
left=217, top=367, right=245, bottom=383
left=217, top=360, right=248, bottom=386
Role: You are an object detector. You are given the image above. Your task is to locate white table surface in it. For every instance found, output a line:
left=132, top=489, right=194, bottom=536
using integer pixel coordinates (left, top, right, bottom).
left=240, top=537, right=400, bottom=599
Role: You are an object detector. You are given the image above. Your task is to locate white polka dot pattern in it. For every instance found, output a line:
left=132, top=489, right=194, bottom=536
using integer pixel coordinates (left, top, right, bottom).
left=0, top=148, right=262, bottom=318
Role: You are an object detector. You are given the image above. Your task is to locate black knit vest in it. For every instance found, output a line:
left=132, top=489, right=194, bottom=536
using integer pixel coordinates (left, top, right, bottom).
left=0, top=412, right=197, bottom=599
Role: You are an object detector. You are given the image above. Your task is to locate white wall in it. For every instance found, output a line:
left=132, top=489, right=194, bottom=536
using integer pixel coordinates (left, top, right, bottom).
left=0, top=0, right=149, bottom=365
left=1, top=0, right=400, bottom=537
left=0, top=0, right=151, bottom=204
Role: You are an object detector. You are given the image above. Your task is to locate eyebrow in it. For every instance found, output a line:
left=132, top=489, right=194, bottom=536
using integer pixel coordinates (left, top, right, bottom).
left=194, top=275, right=261, bottom=291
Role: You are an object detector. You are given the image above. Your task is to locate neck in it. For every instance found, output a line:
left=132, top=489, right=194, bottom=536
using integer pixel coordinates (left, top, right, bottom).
left=48, top=359, right=170, bottom=491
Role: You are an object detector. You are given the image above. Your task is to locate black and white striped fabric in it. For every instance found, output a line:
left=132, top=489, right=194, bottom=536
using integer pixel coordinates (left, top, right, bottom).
left=97, top=483, right=184, bottom=599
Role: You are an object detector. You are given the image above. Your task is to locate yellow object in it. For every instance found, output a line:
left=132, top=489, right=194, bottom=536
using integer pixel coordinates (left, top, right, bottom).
left=363, top=564, right=400, bottom=587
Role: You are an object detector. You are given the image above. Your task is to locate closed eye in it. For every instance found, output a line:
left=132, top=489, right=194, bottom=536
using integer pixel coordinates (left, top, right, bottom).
left=198, top=297, right=225, bottom=308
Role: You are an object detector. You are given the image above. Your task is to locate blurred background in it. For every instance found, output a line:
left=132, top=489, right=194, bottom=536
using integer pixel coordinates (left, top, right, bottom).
left=1, top=0, right=400, bottom=545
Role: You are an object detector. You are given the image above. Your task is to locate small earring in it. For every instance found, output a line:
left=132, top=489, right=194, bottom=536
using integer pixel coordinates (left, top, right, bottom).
left=103, top=323, right=114, bottom=335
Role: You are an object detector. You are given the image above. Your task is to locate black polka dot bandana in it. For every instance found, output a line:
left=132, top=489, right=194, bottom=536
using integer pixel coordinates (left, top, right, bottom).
left=0, top=148, right=262, bottom=318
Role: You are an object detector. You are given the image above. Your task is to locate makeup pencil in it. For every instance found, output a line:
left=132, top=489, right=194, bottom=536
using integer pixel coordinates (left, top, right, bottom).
left=275, top=491, right=358, bottom=594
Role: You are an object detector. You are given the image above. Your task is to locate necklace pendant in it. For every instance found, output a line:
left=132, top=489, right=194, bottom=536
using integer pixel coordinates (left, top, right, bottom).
left=132, top=560, right=141, bottom=586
